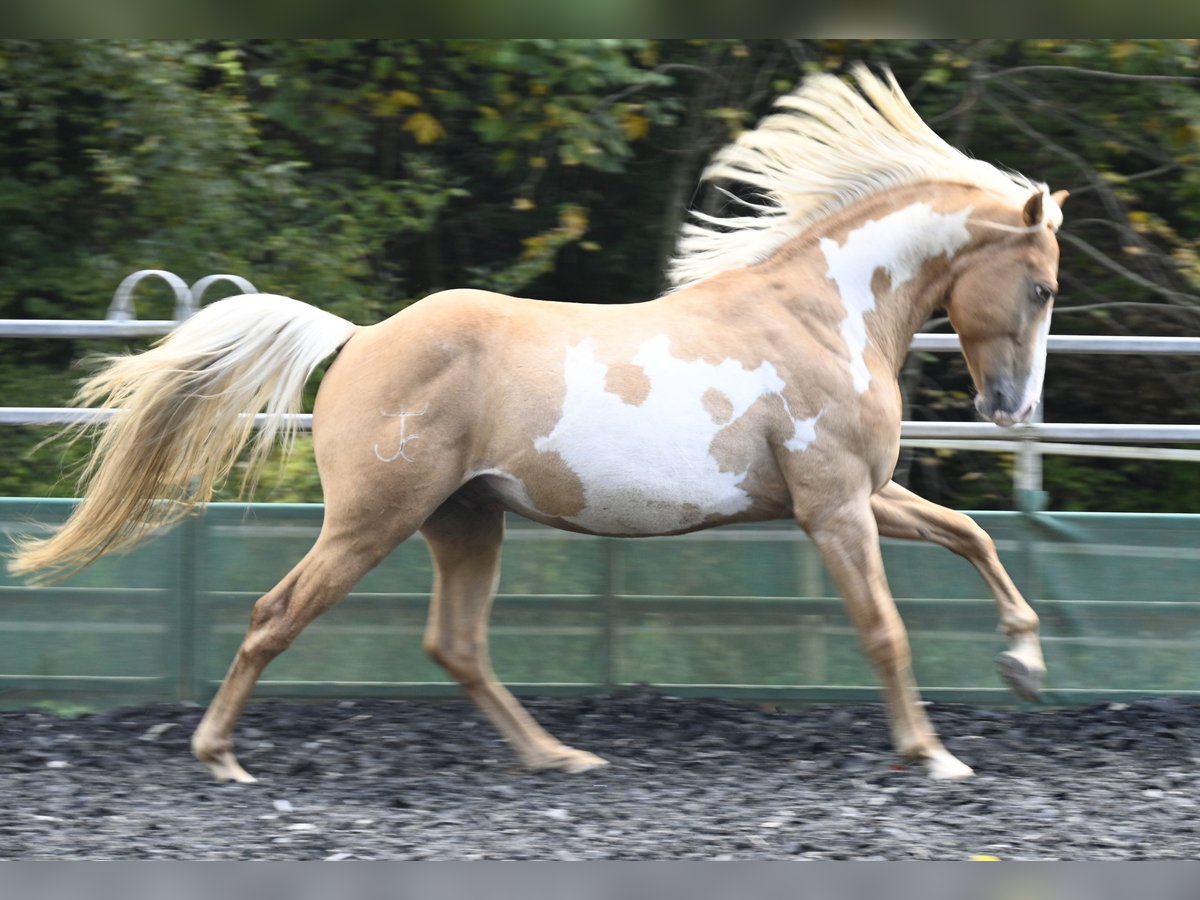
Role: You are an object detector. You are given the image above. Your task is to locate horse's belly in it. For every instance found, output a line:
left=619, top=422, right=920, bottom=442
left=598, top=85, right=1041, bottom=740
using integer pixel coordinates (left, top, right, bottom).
left=480, top=465, right=766, bottom=536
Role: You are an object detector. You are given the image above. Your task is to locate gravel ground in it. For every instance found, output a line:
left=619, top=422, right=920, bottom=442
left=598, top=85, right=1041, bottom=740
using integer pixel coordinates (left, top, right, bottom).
left=2, top=690, right=1199, bottom=860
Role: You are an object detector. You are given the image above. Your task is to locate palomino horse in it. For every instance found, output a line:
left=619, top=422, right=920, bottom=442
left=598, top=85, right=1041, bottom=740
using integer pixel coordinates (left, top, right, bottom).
left=11, top=67, right=1066, bottom=781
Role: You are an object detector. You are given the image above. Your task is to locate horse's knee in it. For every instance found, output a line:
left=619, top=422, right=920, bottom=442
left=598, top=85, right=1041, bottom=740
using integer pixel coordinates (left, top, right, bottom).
left=951, top=513, right=999, bottom=561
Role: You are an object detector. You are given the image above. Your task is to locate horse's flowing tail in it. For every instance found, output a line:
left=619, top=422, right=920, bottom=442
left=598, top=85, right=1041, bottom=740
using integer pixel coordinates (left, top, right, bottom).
left=8, top=294, right=357, bottom=582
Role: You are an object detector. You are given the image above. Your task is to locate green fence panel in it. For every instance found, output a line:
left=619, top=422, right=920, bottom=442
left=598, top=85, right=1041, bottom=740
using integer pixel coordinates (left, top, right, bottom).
left=0, top=498, right=187, bottom=709
left=2, top=499, right=1200, bottom=710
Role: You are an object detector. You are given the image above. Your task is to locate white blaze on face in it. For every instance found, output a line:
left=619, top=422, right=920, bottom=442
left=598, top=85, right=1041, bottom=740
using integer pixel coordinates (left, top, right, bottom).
left=820, top=203, right=973, bottom=393
left=1017, top=305, right=1053, bottom=419
left=534, top=335, right=818, bottom=534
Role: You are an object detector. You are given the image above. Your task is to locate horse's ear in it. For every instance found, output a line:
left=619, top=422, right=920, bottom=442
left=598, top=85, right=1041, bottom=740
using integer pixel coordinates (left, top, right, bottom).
left=1051, top=189, right=1069, bottom=208
left=1021, top=191, right=1044, bottom=227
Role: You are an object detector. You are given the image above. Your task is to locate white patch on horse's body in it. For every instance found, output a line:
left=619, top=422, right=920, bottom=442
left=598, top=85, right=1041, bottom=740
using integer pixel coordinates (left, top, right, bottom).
left=531, top=336, right=818, bottom=535
left=820, top=203, right=972, bottom=393
left=374, top=403, right=429, bottom=463
left=784, top=408, right=820, bottom=453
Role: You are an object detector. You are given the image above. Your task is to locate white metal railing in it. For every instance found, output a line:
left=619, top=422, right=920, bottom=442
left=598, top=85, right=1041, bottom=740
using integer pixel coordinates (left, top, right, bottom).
left=910, top=333, right=1200, bottom=355
left=909, top=334, right=1200, bottom=502
left=3, top=270, right=1199, bottom=508
left=3, top=408, right=1199, bottom=447
left=0, top=270, right=256, bottom=339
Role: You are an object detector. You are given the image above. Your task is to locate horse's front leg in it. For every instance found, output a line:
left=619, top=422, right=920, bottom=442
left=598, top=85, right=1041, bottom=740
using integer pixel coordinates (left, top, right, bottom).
left=801, top=494, right=974, bottom=780
left=870, top=480, right=1045, bottom=701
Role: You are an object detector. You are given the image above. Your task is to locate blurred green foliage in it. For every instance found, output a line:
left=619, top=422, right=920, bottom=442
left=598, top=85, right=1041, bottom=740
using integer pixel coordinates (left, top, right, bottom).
left=2, top=40, right=1199, bottom=511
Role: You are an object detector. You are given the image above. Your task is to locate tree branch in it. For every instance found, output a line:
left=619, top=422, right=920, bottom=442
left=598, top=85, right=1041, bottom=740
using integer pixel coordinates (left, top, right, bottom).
left=1065, top=161, right=1184, bottom=197
left=978, top=65, right=1200, bottom=85
left=594, top=62, right=724, bottom=112
left=982, top=94, right=1186, bottom=290
left=1059, top=231, right=1200, bottom=306
left=993, top=77, right=1179, bottom=169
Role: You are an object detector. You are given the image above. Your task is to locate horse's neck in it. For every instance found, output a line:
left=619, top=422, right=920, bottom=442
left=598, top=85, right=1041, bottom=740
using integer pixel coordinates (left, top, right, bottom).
left=766, top=184, right=979, bottom=377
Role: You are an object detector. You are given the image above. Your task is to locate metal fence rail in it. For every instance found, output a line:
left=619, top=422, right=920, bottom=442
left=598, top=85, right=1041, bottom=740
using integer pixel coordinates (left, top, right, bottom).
left=909, top=333, right=1200, bottom=355
left=0, top=269, right=255, bottom=338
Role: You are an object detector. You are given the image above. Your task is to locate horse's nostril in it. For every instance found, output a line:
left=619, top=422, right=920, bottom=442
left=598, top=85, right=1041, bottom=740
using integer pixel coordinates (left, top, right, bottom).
left=986, top=384, right=1020, bottom=416
left=975, top=382, right=1023, bottom=423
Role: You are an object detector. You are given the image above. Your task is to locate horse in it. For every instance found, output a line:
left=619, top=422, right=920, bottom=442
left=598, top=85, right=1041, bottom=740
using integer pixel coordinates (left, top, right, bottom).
left=10, top=66, right=1066, bottom=782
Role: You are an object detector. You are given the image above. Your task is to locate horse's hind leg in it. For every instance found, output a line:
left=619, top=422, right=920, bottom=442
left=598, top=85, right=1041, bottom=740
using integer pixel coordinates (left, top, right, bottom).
left=191, top=527, right=407, bottom=783
left=870, top=480, right=1045, bottom=701
left=420, top=497, right=607, bottom=773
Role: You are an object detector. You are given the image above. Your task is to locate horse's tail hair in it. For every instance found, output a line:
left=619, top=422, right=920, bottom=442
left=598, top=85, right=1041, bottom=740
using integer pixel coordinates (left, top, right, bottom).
left=8, top=294, right=357, bottom=583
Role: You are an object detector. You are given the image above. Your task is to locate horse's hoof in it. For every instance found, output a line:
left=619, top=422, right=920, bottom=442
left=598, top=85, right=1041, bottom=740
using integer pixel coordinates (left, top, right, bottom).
left=530, top=748, right=609, bottom=774
left=923, top=748, right=975, bottom=781
left=996, top=650, right=1044, bottom=702
left=198, top=750, right=259, bottom=784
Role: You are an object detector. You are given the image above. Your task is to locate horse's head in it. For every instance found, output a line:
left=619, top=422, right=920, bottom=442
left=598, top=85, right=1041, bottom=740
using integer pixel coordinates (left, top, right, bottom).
left=945, top=188, right=1068, bottom=428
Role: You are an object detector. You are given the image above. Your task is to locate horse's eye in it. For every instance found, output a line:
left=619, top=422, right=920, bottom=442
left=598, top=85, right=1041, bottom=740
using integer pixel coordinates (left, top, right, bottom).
left=1033, top=283, right=1055, bottom=304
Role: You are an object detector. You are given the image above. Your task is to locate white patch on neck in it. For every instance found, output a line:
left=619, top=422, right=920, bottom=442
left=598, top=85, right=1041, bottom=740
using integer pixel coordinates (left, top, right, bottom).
left=820, top=203, right=972, bottom=393
left=533, top=336, right=818, bottom=534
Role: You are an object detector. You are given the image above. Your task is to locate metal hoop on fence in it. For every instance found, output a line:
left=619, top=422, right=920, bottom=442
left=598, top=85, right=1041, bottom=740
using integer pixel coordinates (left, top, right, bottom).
left=106, top=270, right=259, bottom=323
left=106, top=270, right=193, bottom=322
left=189, top=274, right=258, bottom=310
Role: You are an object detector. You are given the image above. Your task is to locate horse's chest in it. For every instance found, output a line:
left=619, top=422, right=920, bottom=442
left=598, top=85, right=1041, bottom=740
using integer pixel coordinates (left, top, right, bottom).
left=508, top=336, right=818, bottom=535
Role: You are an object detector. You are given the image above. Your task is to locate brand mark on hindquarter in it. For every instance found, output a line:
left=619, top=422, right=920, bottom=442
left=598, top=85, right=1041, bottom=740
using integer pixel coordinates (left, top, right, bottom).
left=374, top=403, right=429, bottom=463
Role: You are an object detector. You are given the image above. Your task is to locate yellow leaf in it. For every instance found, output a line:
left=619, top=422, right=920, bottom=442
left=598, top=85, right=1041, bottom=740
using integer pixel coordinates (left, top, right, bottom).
left=403, top=112, right=446, bottom=145
left=560, top=205, right=588, bottom=237
left=620, top=111, right=651, bottom=141
left=373, top=89, right=422, bottom=117
left=512, top=197, right=535, bottom=211
left=1110, top=41, right=1138, bottom=63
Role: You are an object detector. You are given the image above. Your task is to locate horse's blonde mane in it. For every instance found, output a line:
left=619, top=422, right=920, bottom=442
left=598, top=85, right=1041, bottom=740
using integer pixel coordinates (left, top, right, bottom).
left=667, top=65, right=1060, bottom=291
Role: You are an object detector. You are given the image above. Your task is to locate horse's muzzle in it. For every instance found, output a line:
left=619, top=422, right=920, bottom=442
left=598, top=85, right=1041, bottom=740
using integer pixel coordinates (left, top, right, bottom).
left=976, top=385, right=1034, bottom=429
